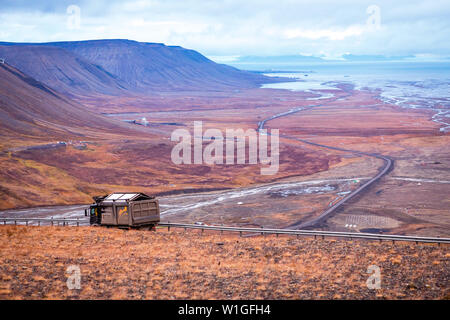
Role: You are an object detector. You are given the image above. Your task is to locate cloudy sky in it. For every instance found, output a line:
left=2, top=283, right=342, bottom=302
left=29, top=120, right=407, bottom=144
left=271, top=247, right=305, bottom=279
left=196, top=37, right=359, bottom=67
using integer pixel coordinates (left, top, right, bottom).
left=1, top=0, right=450, bottom=59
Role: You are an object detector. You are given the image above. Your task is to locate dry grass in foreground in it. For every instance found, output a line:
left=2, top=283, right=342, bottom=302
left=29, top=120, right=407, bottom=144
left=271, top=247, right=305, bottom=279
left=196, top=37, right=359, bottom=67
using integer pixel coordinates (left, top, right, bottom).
left=0, top=226, right=448, bottom=300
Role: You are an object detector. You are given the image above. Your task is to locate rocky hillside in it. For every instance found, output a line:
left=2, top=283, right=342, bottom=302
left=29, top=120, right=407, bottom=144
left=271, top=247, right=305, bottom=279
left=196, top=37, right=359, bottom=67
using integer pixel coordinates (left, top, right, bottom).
left=0, top=40, right=283, bottom=96
left=0, top=62, right=141, bottom=140
left=0, top=45, right=129, bottom=97
left=0, top=226, right=448, bottom=299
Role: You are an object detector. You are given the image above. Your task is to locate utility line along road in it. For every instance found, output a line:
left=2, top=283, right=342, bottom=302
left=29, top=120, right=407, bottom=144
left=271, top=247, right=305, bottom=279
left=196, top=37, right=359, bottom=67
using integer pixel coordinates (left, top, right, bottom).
left=258, top=89, right=394, bottom=229
left=0, top=88, right=393, bottom=232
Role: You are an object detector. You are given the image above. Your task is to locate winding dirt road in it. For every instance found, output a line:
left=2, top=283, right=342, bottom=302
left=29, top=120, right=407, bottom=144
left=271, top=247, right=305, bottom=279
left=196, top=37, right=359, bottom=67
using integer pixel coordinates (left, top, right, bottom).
left=258, top=89, right=394, bottom=229
left=0, top=86, right=394, bottom=231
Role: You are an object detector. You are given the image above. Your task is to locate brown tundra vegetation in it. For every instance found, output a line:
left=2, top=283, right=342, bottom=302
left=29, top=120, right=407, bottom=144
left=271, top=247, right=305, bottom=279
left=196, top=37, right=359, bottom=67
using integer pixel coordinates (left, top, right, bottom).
left=0, top=226, right=448, bottom=300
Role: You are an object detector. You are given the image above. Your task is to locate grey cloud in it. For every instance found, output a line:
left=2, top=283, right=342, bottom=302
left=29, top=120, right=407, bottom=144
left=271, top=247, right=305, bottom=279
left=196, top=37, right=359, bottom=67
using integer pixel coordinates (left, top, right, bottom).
left=0, top=0, right=449, bottom=57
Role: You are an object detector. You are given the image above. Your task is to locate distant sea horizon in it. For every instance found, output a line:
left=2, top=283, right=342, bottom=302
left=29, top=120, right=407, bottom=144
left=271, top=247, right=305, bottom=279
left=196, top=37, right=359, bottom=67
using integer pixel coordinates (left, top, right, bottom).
left=230, top=60, right=450, bottom=132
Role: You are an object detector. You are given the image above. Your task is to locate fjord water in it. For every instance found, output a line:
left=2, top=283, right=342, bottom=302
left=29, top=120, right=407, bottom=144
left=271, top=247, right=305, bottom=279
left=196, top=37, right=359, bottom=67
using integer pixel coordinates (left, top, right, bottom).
left=254, top=61, right=450, bottom=131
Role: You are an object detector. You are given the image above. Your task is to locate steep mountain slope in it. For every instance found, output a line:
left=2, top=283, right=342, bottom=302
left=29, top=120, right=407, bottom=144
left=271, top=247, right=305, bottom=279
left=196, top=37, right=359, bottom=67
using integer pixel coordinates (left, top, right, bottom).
left=0, top=45, right=129, bottom=97
left=0, top=40, right=282, bottom=94
left=0, top=62, right=139, bottom=140
left=0, top=62, right=155, bottom=208
left=50, top=39, right=273, bottom=90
